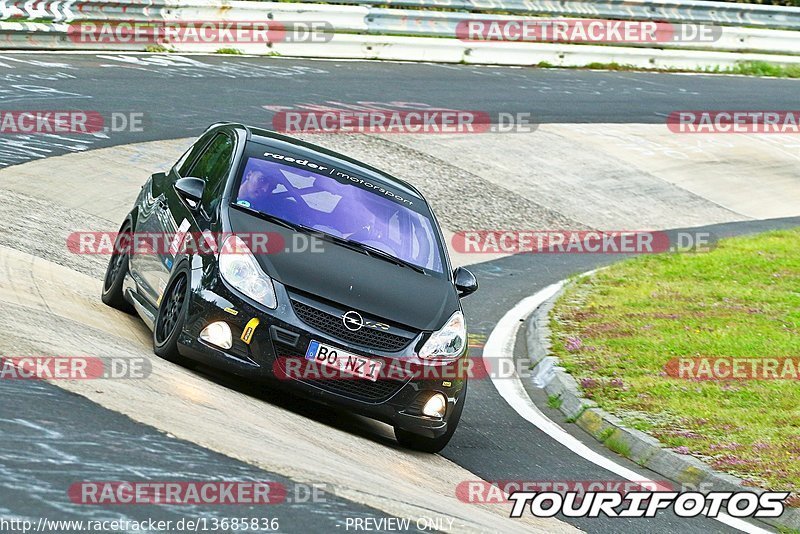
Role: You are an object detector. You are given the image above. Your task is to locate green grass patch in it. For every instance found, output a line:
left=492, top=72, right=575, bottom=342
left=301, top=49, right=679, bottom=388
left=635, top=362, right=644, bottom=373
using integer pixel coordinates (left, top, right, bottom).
left=598, top=427, right=615, bottom=441
left=551, top=228, right=800, bottom=501
left=144, top=44, right=172, bottom=53
left=547, top=394, right=563, bottom=410
left=536, top=60, right=800, bottom=79
left=573, top=60, right=800, bottom=79
left=216, top=48, right=243, bottom=55
left=584, top=62, right=633, bottom=71
left=726, top=61, right=800, bottom=78
left=605, top=435, right=632, bottom=459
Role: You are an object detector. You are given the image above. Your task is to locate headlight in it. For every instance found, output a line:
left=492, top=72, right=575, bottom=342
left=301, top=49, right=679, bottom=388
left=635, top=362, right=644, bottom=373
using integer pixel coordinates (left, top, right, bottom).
left=418, top=311, right=466, bottom=360
left=219, top=235, right=277, bottom=309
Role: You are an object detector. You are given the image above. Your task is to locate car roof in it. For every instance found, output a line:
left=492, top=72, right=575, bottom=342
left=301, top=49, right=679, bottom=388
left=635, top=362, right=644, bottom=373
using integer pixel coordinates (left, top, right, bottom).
left=216, top=122, right=426, bottom=202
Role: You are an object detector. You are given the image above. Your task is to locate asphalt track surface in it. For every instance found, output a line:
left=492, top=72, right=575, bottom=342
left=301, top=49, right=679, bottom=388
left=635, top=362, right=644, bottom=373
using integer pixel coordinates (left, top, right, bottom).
left=0, top=379, right=428, bottom=533
left=1, top=53, right=799, bottom=533
left=455, top=218, right=800, bottom=534
left=1, top=53, right=800, bottom=167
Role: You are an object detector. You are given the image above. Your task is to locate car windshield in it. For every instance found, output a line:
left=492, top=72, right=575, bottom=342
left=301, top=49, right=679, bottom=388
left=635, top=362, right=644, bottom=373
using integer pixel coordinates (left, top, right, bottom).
left=232, top=150, right=444, bottom=274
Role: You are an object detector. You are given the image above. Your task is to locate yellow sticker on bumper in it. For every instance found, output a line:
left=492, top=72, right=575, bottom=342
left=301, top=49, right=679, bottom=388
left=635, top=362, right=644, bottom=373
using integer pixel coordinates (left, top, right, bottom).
left=241, top=318, right=260, bottom=344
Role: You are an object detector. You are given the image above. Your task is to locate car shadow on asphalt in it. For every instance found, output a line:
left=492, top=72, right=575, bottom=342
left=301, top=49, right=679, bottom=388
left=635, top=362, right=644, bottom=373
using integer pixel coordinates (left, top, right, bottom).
left=184, top=362, right=403, bottom=449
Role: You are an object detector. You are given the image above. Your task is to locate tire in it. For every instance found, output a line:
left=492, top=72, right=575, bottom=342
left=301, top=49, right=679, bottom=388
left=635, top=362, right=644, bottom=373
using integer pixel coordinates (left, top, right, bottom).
left=101, top=222, right=134, bottom=313
left=153, top=265, right=191, bottom=363
left=395, top=382, right=467, bottom=453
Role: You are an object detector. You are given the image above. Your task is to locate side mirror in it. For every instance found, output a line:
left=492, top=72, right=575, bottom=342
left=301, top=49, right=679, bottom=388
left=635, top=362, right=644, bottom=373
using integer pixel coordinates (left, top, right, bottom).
left=454, top=267, right=478, bottom=298
left=174, top=177, right=204, bottom=206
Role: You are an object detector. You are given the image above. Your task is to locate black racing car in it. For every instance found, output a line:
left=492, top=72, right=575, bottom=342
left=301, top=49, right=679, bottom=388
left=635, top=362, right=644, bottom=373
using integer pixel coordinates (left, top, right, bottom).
left=101, top=123, right=478, bottom=452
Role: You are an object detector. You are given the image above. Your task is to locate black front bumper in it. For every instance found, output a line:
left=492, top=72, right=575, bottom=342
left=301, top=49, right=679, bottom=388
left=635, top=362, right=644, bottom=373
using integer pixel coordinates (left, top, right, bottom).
left=176, top=270, right=467, bottom=438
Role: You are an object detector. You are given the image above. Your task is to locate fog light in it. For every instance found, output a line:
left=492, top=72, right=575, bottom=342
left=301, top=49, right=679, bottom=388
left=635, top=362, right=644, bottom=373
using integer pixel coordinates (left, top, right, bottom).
left=422, top=393, right=447, bottom=418
left=200, top=321, right=232, bottom=350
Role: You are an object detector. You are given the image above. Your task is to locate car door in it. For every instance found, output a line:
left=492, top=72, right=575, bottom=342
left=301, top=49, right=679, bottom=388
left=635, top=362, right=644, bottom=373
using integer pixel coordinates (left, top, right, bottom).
left=151, top=132, right=235, bottom=306
left=130, top=134, right=213, bottom=306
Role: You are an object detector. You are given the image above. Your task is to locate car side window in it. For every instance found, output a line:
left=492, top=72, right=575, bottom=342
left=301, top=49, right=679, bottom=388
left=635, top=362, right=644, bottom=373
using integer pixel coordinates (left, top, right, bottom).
left=174, top=139, right=207, bottom=178
left=188, top=133, right=235, bottom=214
left=174, top=147, right=194, bottom=177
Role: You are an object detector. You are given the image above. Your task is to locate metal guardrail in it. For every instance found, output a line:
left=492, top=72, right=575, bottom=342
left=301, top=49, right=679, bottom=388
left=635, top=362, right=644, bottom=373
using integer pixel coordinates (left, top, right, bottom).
left=4, top=0, right=800, bottom=30
left=289, top=0, right=800, bottom=31
left=361, top=8, right=800, bottom=54
left=0, top=1, right=162, bottom=22
left=1, top=0, right=800, bottom=66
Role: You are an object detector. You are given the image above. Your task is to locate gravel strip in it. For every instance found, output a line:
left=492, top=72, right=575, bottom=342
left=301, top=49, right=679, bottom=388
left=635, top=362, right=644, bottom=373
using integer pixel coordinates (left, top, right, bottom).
left=0, top=189, right=109, bottom=279
left=293, top=133, right=584, bottom=231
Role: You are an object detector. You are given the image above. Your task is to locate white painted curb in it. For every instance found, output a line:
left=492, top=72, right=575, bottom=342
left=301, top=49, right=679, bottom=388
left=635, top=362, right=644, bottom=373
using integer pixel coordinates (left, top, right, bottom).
left=482, top=276, right=775, bottom=534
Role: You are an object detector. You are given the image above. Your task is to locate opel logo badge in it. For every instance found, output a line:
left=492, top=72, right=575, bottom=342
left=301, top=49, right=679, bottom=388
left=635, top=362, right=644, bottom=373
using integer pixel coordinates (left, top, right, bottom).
left=342, top=311, right=364, bottom=331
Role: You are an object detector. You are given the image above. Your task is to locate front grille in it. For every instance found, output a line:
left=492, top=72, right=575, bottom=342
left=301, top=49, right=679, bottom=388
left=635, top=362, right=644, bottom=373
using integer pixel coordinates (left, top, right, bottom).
left=291, top=300, right=413, bottom=352
left=275, top=346, right=408, bottom=402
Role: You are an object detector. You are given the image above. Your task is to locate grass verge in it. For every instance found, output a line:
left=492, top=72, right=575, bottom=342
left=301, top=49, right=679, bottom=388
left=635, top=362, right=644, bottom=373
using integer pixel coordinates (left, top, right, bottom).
left=550, top=228, right=800, bottom=504
left=568, top=60, right=800, bottom=79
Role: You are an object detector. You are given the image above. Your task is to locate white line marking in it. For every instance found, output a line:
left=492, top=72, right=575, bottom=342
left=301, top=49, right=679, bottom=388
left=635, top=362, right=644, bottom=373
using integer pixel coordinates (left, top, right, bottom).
left=482, top=279, right=774, bottom=534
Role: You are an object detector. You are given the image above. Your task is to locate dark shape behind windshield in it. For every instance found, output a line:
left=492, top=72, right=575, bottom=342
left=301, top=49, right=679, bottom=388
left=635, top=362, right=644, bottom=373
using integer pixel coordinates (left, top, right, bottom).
left=233, top=155, right=444, bottom=274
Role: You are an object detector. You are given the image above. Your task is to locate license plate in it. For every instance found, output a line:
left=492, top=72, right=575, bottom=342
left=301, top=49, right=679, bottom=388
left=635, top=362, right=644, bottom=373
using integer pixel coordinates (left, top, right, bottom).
left=304, top=340, right=383, bottom=382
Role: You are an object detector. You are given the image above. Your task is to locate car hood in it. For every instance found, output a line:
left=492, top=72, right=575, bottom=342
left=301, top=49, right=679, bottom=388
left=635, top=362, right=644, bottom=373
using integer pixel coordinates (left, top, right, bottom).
left=227, top=208, right=457, bottom=331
